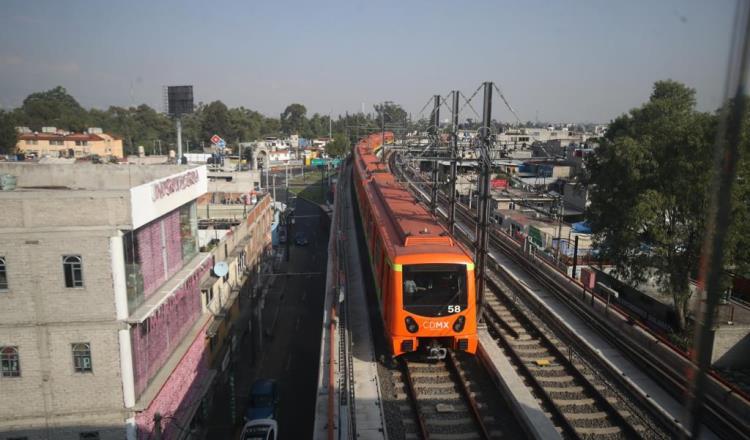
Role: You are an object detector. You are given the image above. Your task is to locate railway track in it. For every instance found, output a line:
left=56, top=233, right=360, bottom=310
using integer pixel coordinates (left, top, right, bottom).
left=389, top=156, right=676, bottom=439
left=392, top=351, right=508, bottom=440
left=484, top=273, right=667, bottom=439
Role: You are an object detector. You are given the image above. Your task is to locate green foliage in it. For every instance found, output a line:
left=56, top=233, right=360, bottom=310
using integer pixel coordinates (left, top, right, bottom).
left=325, top=133, right=350, bottom=157
left=725, top=97, right=750, bottom=277
left=280, top=103, right=307, bottom=135
left=0, top=110, right=18, bottom=154
left=20, top=86, right=88, bottom=132
left=374, top=101, right=407, bottom=125
left=6, top=86, right=410, bottom=157
left=586, top=80, right=716, bottom=330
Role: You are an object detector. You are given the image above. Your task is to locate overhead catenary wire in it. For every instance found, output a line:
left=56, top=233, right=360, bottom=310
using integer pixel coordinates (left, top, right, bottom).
left=492, top=83, right=522, bottom=124
left=460, top=91, right=483, bottom=122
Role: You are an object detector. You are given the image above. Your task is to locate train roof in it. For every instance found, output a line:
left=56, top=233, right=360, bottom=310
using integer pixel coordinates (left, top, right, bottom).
left=354, top=133, right=472, bottom=263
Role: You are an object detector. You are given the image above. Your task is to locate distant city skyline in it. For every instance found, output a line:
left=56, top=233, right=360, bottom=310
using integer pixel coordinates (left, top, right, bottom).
left=0, top=0, right=738, bottom=123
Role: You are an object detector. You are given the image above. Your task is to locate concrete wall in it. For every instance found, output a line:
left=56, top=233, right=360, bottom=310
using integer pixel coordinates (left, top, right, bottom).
left=0, top=163, right=201, bottom=190
left=0, top=192, right=131, bottom=229
left=712, top=325, right=750, bottom=368
left=0, top=228, right=126, bottom=437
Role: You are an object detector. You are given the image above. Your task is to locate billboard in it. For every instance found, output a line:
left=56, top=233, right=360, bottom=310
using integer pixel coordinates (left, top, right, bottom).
left=167, top=85, right=194, bottom=116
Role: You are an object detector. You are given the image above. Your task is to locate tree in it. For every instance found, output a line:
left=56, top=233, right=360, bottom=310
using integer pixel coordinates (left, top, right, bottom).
left=374, top=101, right=407, bottom=127
left=280, top=103, right=307, bottom=135
left=201, top=101, right=233, bottom=145
left=325, top=133, right=350, bottom=157
left=0, top=110, right=18, bottom=154
left=586, top=80, right=716, bottom=331
left=19, top=86, right=89, bottom=132
left=724, top=97, right=750, bottom=279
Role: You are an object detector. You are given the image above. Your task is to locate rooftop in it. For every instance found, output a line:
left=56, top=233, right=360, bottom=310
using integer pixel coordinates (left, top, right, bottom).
left=0, top=162, right=203, bottom=191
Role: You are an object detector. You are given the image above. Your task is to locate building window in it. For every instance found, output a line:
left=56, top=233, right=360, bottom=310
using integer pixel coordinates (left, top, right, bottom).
left=24, top=139, right=38, bottom=145
left=75, top=140, right=89, bottom=146
left=50, top=140, right=64, bottom=146
left=0, top=257, right=7, bottom=290
left=79, top=432, right=100, bottom=440
left=1, top=346, right=20, bottom=377
left=72, top=343, right=92, bottom=373
left=63, top=255, right=84, bottom=288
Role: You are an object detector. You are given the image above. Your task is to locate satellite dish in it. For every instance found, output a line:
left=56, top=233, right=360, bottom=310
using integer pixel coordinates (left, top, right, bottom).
left=213, top=261, right=229, bottom=277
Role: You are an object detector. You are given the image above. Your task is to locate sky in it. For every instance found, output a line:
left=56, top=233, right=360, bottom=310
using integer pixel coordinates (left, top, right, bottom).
left=0, top=0, right=739, bottom=123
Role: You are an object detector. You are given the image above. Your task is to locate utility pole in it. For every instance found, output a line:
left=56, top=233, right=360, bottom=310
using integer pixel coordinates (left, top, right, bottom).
left=176, top=117, right=183, bottom=163
left=272, top=174, right=277, bottom=208
left=475, top=82, right=493, bottom=324
left=380, top=105, right=386, bottom=163
left=430, top=95, right=440, bottom=215
left=555, top=196, right=564, bottom=261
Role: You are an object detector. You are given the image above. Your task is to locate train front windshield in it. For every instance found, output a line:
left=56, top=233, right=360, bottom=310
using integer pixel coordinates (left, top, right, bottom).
left=402, top=264, right=467, bottom=317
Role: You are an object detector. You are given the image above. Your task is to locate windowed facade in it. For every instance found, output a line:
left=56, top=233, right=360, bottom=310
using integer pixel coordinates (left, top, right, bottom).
left=0, top=256, right=7, bottom=290
left=74, top=140, right=88, bottom=146
left=1, top=346, right=20, bottom=377
left=63, top=255, right=84, bottom=288
left=50, top=140, right=64, bottom=146
left=124, top=202, right=199, bottom=313
left=72, top=343, right=92, bottom=373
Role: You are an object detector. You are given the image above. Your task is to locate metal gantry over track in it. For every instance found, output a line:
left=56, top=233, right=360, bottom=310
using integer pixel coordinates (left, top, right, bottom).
left=398, top=81, right=520, bottom=323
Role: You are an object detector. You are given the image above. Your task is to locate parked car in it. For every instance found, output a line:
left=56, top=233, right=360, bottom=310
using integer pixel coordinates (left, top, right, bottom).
left=294, top=232, right=308, bottom=246
left=240, top=418, right=278, bottom=440
left=244, top=379, right=279, bottom=422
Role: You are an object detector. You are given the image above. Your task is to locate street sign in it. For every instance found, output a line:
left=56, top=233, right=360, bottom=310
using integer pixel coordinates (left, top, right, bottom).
left=217, top=139, right=226, bottom=149
left=210, top=134, right=223, bottom=145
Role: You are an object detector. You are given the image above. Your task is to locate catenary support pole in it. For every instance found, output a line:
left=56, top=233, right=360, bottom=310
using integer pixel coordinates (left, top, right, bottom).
left=431, top=94, right=440, bottom=215
left=448, top=90, right=459, bottom=235
left=475, top=82, right=493, bottom=324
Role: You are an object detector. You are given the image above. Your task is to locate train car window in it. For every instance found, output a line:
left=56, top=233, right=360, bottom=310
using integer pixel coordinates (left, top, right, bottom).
left=402, top=264, right=467, bottom=317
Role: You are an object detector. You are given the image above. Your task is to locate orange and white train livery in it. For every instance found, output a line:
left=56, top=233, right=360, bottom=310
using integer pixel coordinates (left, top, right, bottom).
left=352, top=132, right=478, bottom=359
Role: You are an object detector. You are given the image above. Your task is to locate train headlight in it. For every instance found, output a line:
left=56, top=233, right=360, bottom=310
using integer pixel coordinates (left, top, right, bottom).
left=405, top=316, right=419, bottom=333
left=453, top=315, right=466, bottom=332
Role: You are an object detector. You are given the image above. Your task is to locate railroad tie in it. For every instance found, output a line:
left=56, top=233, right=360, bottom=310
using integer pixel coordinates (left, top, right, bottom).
left=409, top=371, right=451, bottom=379
left=508, top=338, right=539, bottom=346
left=543, top=386, right=584, bottom=393
left=535, top=375, right=575, bottom=383
left=574, top=426, right=622, bottom=436
left=553, top=398, right=595, bottom=406
left=561, top=411, right=607, bottom=420
left=527, top=364, right=565, bottom=372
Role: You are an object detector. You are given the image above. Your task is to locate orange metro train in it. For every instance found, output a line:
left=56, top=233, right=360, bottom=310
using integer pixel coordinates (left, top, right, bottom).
left=352, top=132, right=478, bottom=359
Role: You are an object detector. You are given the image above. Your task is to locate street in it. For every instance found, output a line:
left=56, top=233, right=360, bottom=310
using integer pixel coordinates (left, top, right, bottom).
left=255, top=197, right=328, bottom=439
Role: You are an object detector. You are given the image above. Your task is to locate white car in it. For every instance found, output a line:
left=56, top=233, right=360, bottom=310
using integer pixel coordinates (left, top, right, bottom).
left=240, top=418, right=278, bottom=440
